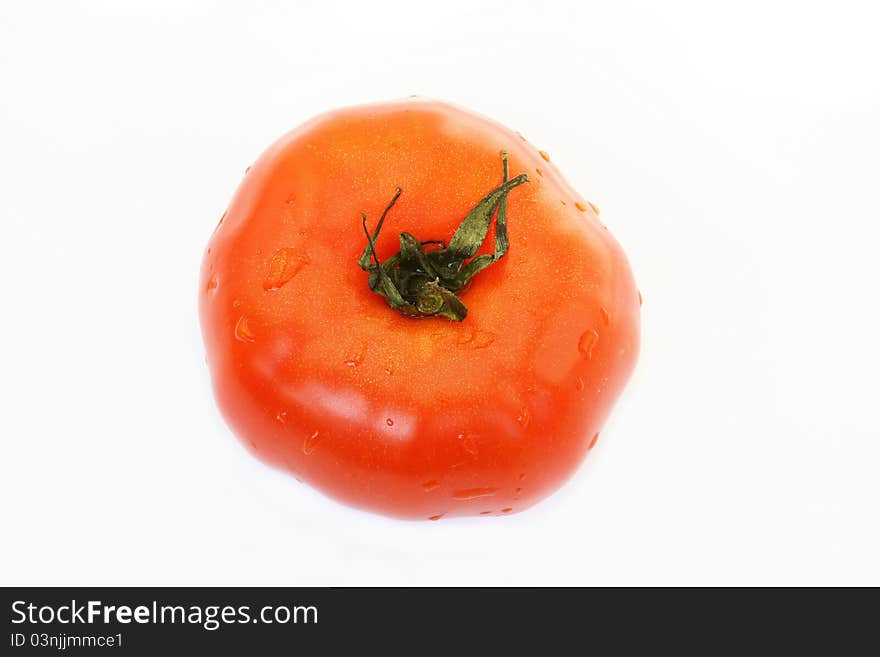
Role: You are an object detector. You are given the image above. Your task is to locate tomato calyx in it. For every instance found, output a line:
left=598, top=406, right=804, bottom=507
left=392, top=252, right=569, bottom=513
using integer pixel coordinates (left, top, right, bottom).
left=357, top=151, right=528, bottom=321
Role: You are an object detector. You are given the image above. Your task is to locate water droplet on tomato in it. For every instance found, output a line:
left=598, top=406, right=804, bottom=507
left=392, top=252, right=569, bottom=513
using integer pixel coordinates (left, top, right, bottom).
left=303, top=430, right=320, bottom=454
left=428, top=514, right=444, bottom=521
left=232, top=299, right=242, bottom=309
left=422, top=480, right=440, bottom=492
left=536, top=168, right=544, bottom=177
left=263, top=247, right=308, bottom=291
left=457, top=433, right=479, bottom=456
left=276, top=411, right=287, bottom=424
left=516, top=407, right=530, bottom=429
left=474, top=331, right=495, bottom=348
left=589, top=201, right=600, bottom=216
left=480, top=510, right=493, bottom=515
left=578, top=329, right=599, bottom=360
left=518, top=473, right=526, bottom=481
left=234, top=316, right=255, bottom=343
left=589, top=432, right=600, bottom=449
left=575, top=201, right=587, bottom=212
left=515, top=487, right=523, bottom=497
left=638, top=290, right=643, bottom=306
left=344, top=344, right=366, bottom=367
left=285, top=193, right=296, bottom=205
left=245, top=165, right=252, bottom=174
left=575, top=377, right=585, bottom=391
left=385, top=418, right=394, bottom=427
left=539, top=150, right=550, bottom=162
left=206, top=276, right=218, bottom=293
left=599, top=306, right=610, bottom=325
left=452, top=487, right=498, bottom=500
left=501, top=508, right=512, bottom=514
left=456, top=328, right=495, bottom=349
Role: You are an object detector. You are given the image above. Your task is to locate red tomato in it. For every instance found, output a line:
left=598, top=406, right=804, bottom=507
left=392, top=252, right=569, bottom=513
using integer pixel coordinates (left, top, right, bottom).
left=200, top=99, right=640, bottom=519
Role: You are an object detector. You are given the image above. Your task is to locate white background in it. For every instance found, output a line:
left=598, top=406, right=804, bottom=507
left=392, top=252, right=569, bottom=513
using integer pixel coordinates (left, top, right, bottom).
left=2, top=0, right=878, bottom=586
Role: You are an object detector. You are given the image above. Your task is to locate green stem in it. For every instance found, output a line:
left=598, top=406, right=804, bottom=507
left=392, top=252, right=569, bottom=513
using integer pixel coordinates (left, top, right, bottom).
left=357, top=152, right=528, bottom=321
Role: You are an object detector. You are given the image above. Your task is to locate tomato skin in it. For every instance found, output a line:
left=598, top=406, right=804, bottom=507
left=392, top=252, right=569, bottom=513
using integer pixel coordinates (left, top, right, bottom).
left=200, top=99, right=640, bottom=519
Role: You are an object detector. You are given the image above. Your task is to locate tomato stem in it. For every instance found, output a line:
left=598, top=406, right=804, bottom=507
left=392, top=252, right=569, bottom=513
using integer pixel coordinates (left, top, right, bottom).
left=357, top=152, right=528, bottom=321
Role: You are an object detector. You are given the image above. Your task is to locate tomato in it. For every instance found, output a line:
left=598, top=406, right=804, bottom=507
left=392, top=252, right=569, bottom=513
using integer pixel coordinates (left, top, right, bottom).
left=200, top=99, right=640, bottom=520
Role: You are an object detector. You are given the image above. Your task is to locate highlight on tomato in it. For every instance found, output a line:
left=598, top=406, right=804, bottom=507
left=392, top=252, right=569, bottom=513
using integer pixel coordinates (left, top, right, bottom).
left=200, top=98, right=640, bottom=520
